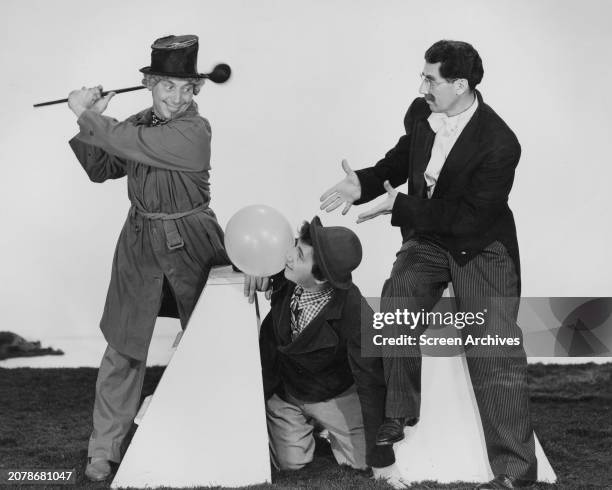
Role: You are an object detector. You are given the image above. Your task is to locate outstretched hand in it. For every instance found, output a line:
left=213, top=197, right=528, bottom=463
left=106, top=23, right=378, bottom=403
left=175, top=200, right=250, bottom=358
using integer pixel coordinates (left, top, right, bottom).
left=356, top=180, right=398, bottom=223
left=319, top=159, right=362, bottom=215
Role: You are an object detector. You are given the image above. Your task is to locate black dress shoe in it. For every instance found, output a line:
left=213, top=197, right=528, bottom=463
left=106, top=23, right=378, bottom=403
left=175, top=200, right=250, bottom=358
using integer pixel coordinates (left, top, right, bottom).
left=476, top=474, right=535, bottom=489
left=375, top=417, right=406, bottom=445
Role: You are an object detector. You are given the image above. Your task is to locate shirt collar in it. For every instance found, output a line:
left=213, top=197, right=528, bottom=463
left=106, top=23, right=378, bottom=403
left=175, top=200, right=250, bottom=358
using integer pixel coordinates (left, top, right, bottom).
left=137, top=101, right=199, bottom=126
left=427, top=94, right=478, bottom=134
left=292, top=285, right=334, bottom=308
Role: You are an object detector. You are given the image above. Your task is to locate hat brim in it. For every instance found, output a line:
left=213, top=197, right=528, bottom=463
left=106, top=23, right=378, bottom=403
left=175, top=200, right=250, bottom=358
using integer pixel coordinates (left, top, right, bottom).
left=310, top=216, right=352, bottom=290
left=139, top=66, right=207, bottom=79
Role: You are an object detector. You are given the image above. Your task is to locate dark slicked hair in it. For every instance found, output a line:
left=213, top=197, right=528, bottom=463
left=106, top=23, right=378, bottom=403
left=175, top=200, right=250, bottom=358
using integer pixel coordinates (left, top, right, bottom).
left=297, top=221, right=326, bottom=282
left=425, top=40, right=484, bottom=90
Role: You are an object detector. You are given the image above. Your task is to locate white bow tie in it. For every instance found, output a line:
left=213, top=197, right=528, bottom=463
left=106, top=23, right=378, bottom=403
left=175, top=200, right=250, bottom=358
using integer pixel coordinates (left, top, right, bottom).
left=427, top=112, right=459, bottom=134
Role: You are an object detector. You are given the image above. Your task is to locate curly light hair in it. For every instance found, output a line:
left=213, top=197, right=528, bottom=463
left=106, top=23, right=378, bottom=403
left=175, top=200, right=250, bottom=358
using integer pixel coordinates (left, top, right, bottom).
left=141, top=73, right=205, bottom=95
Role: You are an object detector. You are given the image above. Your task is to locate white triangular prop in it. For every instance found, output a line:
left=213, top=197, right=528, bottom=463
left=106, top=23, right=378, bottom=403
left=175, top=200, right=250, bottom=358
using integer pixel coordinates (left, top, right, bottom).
left=395, top=355, right=557, bottom=484
left=111, top=267, right=271, bottom=488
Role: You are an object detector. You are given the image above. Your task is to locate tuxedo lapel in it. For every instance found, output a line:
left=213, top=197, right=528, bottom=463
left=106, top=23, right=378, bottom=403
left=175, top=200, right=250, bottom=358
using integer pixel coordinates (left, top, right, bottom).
left=411, top=119, right=436, bottom=198
left=432, top=92, right=484, bottom=198
left=432, top=109, right=481, bottom=197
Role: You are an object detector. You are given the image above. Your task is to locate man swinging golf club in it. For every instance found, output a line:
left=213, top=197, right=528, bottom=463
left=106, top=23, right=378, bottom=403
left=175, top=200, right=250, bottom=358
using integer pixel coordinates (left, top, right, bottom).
left=67, top=34, right=230, bottom=481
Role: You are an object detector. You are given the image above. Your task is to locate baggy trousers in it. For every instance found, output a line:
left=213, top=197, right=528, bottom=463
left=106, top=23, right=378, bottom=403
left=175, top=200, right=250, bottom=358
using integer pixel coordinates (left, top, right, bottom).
left=88, top=345, right=147, bottom=462
left=266, top=385, right=367, bottom=471
left=381, top=238, right=537, bottom=480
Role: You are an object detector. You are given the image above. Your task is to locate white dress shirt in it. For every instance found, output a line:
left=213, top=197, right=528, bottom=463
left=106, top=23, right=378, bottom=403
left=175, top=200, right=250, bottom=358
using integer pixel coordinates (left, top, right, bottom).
left=424, top=95, right=479, bottom=198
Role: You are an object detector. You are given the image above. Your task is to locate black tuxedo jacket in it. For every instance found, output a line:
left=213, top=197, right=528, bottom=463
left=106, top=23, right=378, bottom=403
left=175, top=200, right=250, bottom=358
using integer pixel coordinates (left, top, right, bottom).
left=259, top=275, right=394, bottom=468
left=356, top=92, right=521, bottom=288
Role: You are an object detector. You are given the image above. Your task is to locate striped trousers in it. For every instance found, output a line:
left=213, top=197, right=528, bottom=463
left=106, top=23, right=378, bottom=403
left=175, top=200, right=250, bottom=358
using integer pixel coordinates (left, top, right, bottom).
left=381, top=238, right=537, bottom=480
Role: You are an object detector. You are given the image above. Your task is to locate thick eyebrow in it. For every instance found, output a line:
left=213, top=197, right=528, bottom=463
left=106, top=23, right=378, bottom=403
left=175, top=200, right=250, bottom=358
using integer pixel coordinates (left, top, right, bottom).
left=421, top=72, right=437, bottom=81
left=296, top=244, right=304, bottom=260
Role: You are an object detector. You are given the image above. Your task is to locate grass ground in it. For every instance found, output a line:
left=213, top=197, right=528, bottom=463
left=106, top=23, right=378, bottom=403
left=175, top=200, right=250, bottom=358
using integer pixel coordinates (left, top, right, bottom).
left=0, top=363, right=611, bottom=489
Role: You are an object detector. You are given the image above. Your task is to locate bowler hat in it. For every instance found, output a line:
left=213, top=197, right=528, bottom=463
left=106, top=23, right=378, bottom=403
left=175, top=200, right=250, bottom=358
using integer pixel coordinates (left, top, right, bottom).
left=309, top=216, right=362, bottom=289
left=140, top=34, right=206, bottom=79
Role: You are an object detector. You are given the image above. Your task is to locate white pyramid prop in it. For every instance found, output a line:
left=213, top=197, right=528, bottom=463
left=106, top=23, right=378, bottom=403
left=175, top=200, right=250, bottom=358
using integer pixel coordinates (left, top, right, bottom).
left=111, top=267, right=271, bottom=488
left=394, top=355, right=557, bottom=484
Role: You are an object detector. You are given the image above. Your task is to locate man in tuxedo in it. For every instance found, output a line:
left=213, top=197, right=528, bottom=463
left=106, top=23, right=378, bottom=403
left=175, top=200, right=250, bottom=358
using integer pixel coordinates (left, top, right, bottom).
left=320, top=40, right=537, bottom=489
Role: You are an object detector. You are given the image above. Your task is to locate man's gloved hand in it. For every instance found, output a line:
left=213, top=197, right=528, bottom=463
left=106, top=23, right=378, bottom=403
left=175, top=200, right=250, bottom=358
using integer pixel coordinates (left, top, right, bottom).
left=243, top=275, right=272, bottom=304
left=68, top=85, right=115, bottom=117
left=372, top=463, right=408, bottom=489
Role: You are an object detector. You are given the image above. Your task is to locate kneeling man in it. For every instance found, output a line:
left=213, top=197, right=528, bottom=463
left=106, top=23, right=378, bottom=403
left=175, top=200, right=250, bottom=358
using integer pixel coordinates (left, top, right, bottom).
left=247, top=217, right=401, bottom=483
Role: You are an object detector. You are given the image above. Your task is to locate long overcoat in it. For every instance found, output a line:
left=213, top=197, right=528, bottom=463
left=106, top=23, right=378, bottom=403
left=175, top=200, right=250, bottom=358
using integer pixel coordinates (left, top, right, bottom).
left=69, top=102, right=229, bottom=360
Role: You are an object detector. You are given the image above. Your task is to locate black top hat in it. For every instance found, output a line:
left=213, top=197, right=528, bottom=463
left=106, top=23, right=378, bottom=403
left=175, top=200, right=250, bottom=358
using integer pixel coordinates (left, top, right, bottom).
left=140, top=34, right=206, bottom=79
left=309, top=216, right=363, bottom=290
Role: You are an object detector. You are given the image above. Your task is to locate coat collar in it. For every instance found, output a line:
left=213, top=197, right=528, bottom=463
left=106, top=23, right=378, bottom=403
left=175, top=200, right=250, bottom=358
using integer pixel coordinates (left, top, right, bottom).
left=131, top=101, right=200, bottom=126
left=276, top=281, right=346, bottom=354
left=411, top=118, right=435, bottom=199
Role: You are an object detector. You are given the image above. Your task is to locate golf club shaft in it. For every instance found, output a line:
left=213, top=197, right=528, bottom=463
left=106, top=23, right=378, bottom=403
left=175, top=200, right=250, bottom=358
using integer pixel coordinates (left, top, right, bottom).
left=33, top=85, right=146, bottom=108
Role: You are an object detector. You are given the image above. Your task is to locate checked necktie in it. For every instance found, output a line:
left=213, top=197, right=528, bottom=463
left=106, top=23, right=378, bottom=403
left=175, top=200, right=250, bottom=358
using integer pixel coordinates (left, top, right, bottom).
left=290, top=286, right=304, bottom=340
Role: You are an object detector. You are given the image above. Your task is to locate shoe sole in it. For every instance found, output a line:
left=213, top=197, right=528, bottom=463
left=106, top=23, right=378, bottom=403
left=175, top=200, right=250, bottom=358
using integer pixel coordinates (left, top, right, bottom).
left=85, top=468, right=111, bottom=482
left=375, top=435, right=405, bottom=446
left=86, top=473, right=110, bottom=482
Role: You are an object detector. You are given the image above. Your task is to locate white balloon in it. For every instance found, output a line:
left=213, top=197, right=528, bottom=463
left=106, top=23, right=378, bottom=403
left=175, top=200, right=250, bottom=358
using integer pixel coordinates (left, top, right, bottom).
left=224, top=205, right=294, bottom=276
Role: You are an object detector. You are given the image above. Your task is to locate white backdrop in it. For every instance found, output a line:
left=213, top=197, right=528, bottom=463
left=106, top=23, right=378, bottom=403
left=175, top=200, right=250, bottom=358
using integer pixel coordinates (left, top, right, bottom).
left=1, top=0, right=611, bottom=341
